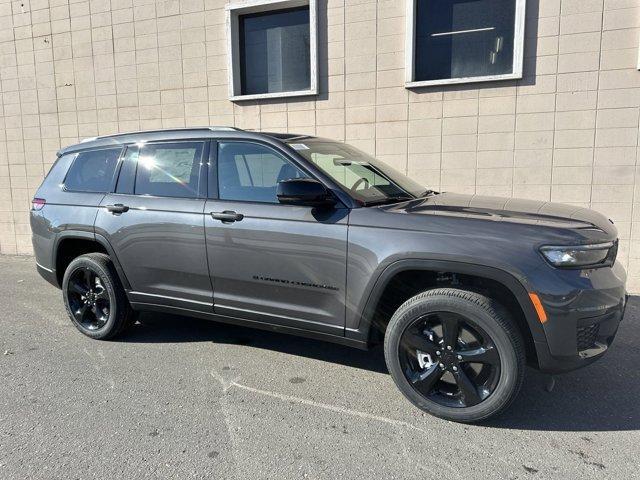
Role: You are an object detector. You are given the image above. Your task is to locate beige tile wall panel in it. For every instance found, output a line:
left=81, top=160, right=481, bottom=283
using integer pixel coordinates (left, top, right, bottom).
left=0, top=0, right=639, bottom=290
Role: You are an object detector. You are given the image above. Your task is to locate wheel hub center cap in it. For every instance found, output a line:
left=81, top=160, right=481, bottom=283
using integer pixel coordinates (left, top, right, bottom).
left=84, top=291, right=98, bottom=305
left=442, top=352, right=455, bottom=364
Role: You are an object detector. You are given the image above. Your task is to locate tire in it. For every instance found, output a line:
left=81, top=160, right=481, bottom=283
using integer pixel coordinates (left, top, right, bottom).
left=384, top=288, right=525, bottom=423
left=62, top=253, right=135, bottom=340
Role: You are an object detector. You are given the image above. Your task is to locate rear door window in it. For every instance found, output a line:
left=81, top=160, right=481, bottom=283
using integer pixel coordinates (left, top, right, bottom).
left=64, top=148, right=122, bottom=192
left=133, top=142, right=205, bottom=198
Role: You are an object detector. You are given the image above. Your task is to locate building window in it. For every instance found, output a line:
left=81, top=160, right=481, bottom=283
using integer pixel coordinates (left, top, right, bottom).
left=227, top=0, right=318, bottom=101
left=405, top=0, right=526, bottom=87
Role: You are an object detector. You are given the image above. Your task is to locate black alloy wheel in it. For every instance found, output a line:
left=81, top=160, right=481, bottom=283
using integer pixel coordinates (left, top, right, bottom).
left=62, top=253, right=135, bottom=340
left=66, top=266, right=111, bottom=331
left=399, top=311, right=501, bottom=408
left=384, top=288, right=525, bottom=422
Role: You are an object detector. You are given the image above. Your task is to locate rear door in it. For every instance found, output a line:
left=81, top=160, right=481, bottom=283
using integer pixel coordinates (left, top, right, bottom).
left=204, top=140, right=349, bottom=334
left=94, top=140, right=213, bottom=311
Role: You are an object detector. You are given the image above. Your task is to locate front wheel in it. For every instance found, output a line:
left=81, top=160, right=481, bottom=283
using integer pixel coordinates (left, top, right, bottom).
left=384, top=288, right=525, bottom=423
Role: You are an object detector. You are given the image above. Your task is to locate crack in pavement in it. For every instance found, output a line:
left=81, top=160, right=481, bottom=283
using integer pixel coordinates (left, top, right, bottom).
left=210, top=369, right=244, bottom=479
left=224, top=377, right=431, bottom=436
left=210, top=372, right=522, bottom=475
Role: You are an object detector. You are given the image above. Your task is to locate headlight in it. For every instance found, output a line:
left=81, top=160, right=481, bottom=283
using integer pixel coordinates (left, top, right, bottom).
left=540, top=241, right=616, bottom=268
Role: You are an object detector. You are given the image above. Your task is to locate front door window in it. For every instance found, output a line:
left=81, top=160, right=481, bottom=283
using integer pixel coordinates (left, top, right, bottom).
left=217, top=142, right=307, bottom=203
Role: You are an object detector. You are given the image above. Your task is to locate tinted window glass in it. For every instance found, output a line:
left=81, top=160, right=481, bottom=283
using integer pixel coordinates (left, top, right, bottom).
left=240, top=7, right=310, bottom=95
left=415, top=0, right=515, bottom=81
left=64, top=148, right=121, bottom=192
left=218, top=142, right=307, bottom=203
left=134, top=142, right=204, bottom=198
left=287, top=139, right=425, bottom=205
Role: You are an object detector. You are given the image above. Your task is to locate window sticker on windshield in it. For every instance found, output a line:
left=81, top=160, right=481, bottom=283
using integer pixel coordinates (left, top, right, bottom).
left=289, top=143, right=309, bottom=150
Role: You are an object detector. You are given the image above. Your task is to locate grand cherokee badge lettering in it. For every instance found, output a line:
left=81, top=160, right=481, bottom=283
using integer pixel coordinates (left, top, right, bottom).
left=253, top=275, right=339, bottom=292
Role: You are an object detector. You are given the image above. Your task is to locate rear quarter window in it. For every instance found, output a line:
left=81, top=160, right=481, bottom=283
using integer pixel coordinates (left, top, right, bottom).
left=64, top=148, right=122, bottom=193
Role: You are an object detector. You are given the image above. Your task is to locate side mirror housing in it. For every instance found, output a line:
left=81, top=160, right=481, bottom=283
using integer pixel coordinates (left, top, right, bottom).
left=277, top=178, right=335, bottom=208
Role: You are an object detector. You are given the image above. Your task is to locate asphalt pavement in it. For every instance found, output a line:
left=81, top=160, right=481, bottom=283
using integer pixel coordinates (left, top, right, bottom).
left=1, top=255, right=639, bottom=479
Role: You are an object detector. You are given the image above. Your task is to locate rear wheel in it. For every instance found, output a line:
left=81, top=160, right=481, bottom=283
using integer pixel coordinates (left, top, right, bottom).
left=384, top=288, right=525, bottom=423
left=62, top=253, right=135, bottom=340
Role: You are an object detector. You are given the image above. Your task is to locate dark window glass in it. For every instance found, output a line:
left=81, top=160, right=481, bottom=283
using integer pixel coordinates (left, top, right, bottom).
left=239, top=7, right=310, bottom=95
left=134, top=142, right=204, bottom=198
left=218, top=142, right=307, bottom=203
left=288, top=139, right=425, bottom=205
left=415, top=0, right=516, bottom=82
left=64, top=148, right=121, bottom=192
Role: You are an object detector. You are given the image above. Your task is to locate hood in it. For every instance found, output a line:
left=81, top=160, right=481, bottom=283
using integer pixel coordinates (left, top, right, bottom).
left=377, top=192, right=617, bottom=242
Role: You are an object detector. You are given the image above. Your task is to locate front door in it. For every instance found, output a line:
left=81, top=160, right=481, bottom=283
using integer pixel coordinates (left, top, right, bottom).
left=205, top=141, right=348, bottom=334
left=95, top=140, right=213, bottom=311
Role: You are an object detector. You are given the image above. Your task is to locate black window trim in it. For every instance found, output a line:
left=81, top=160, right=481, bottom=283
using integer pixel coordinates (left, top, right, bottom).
left=113, top=139, right=210, bottom=200
left=61, top=146, right=125, bottom=194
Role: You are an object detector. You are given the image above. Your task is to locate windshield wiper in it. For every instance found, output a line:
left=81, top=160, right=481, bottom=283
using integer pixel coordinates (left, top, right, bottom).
left=362, top=196, right=414, bottom=206
left=422, top=189, right=439, bottom=197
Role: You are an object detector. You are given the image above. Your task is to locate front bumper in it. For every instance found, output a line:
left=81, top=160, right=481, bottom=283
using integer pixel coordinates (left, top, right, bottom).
left=533, top=261, right=627, bottom=374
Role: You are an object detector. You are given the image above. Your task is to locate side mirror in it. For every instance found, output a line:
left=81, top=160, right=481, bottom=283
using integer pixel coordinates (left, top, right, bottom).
left=277, top=178, right=335, bottom=207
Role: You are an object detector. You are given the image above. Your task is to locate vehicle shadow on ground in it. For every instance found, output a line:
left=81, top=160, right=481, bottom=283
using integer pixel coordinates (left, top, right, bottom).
left=125, top=312, right=389, bottom=374
left=123, top=297, right=640, bottom=432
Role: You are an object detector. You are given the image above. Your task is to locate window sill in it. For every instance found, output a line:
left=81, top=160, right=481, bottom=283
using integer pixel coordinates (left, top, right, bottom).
left=405, top=72, right=522, bottom=89
left=229, top=88, right=318, bottom=102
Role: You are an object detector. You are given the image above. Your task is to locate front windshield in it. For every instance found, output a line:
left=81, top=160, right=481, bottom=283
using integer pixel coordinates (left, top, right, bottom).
left=286, top=138, right=427, bottom=205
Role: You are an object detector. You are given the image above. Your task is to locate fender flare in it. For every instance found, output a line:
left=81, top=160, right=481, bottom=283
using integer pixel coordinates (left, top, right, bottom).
left=349, top=258, right=547, bottom=348
left=52, top=231, right=131, bottom=290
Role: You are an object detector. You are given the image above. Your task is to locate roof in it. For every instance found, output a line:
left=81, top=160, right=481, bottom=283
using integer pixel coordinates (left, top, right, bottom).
left=57, top=127, right=311, bottom=156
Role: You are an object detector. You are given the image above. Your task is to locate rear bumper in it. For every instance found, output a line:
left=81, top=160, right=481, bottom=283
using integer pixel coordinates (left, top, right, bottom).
left=533, top=261, right=627, bottom=374
left=36, top=262, right=59, bottom=288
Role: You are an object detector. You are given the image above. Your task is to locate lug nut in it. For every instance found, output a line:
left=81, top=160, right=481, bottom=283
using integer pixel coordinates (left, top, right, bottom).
left=436, top=351, right=441, bottom=356
left=446, top=345, right=452, bottom=351
left=439, top=363, right=445, bottom=369
left=452, top=366, right=458, bottom=372
left=457, top=355, right=462, bottom=360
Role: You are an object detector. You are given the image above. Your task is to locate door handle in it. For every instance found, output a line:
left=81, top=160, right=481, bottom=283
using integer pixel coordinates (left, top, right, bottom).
left=210, top=210, right=243, bottom=223
left=106, top=203, right=129, bottom=214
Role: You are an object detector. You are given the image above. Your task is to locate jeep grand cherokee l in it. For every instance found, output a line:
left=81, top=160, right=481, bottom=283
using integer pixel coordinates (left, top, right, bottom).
left=30, top=127, right=628, bottom=422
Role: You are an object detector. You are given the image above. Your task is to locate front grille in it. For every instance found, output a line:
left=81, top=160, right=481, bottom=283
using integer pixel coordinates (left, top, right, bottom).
left=577, top=324, right=600, bottom=351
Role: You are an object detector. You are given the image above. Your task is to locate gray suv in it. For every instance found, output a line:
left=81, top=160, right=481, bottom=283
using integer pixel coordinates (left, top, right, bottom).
left=31, top=127, right=627, bottom=422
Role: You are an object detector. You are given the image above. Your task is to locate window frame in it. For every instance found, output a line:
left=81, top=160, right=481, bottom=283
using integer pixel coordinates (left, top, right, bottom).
left=62, top=146, right=124, bottom=194
left=404, top=0, right=527, bottom=88
left=226, top=0, right=318, bottom=101
left=115, top=140, right=209, bottom=200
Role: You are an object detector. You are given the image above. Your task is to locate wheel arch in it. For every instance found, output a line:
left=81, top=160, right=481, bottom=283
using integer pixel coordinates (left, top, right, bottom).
left=52, top=231, right=131, bottom=290
left=351, top=259, right=547, bottom=367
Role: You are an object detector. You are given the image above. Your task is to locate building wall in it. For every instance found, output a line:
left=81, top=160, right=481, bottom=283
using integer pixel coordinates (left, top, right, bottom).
left=0, top=0, right=639, bottom=289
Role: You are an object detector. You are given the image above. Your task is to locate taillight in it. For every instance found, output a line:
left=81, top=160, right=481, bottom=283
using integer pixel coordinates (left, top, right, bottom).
left=32, top=198, right=46, bottom=211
